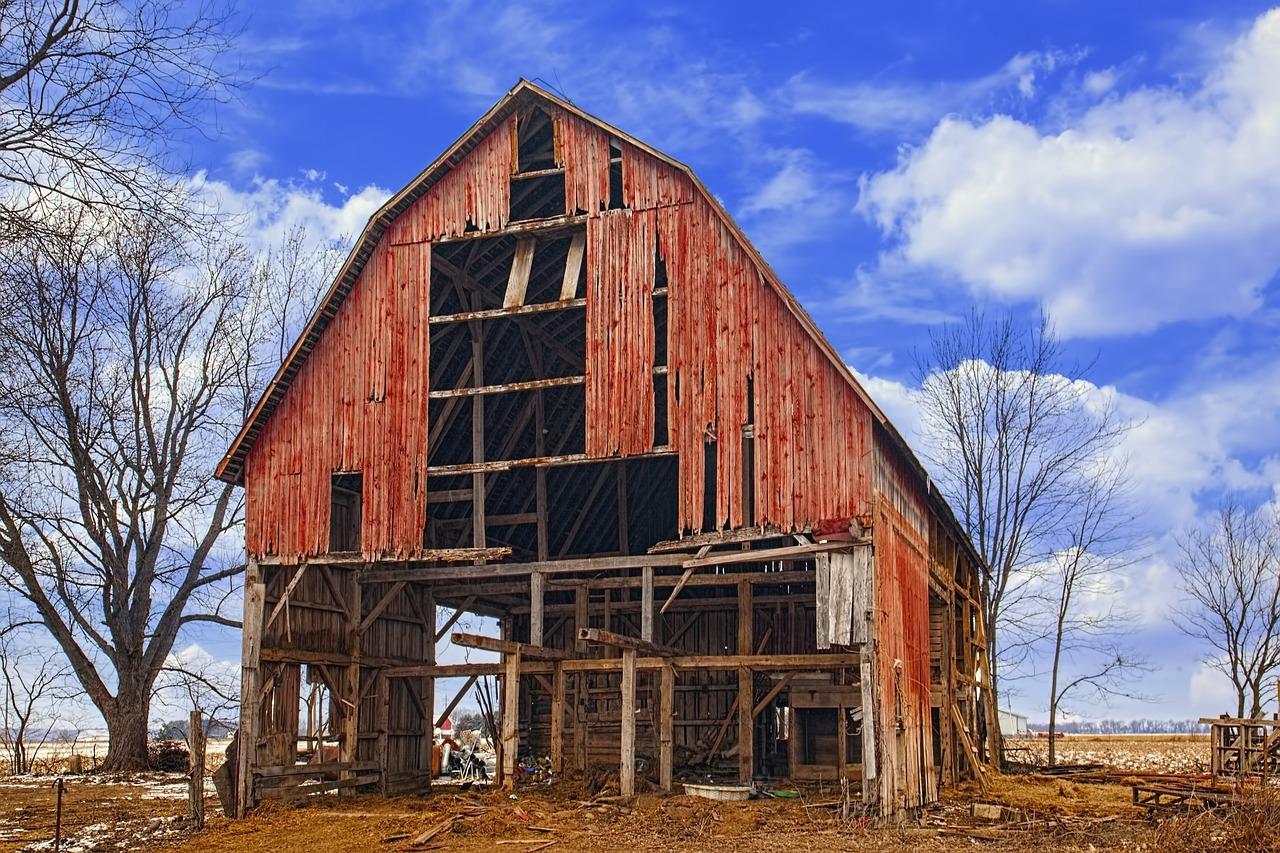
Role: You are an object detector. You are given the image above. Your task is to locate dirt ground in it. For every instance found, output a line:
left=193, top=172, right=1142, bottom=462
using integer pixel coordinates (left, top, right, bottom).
left=0, top=735, right=1273, bottom=852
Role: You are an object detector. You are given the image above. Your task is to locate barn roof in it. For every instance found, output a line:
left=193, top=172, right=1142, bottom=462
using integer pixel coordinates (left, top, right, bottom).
left=215, top=80, right=965, bottom=552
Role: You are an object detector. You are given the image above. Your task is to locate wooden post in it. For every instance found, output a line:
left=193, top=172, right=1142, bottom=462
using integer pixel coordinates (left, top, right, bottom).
left=737, top=580, right=752, bottom=654
left=530, top=572, right=545, bottom=646
left=860, top=649, right=878, bottom=805
left=737, top=580, right=753, bottom=783
left=551, top=662, right=565, bottom=774
left=340, top=570, right=363, bottom=795
left=574, top=587, right=589, bottom=654
left=641, top=566, right=654, bottom=643
left=189, top=708, right=206, bottom=829
left=375, top=673, right=390, bottom=795
left=235, top=563, right=264, bottom=818
left=470, top=312, right=487, bottom=561
left=659, top=663, right=674, bottom=791
left=501, top=648, right=521, bottom=788
left=836, top=703, right=848, bottom=780
left=423, top=588, right=436, bottom=791
left=620, top=648, right=636, bottom=796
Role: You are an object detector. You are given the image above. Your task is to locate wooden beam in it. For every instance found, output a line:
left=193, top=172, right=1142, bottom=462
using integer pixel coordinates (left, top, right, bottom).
left=659, top=663, right=674, bottom=792
left=364, top=552, right=687, bottom=583
left=661, top=546, right=709, bottom=614
left=560, top=231, right=585, bottom=300
left=503, top=236, right=535, bottom=308
left=737, top=580, right=752, bottom=655
left=383, top=652, right=863, bottom=679
left=436, top=675, right=478, bottom=728
left=550, top=662, right=565, bottom=774
left=434, top=597, right=476, bottom=642
left=235, top=569, right=265, bottom=817
left=620, top=648, right=636, bottom=797
left=751, top=671, right=797, bottom=719
left=682, top=541, right=861, bottom=569
left=648, top=526, right=789, bottom=554
left=358, top=581, right=406, bottom=633
left=501, top=649, right=521, bottom=788
left=427, top=374, right=584, bottom=399
left=264, top=562, right=311, bottom=631
left=641, top=566, right=654, bottom=643
left=451, top=631, right=571, bottom=660
left=577, top=627, right=680, bottom=657
left=529, top=572, right=545, bottom=646
left=738, top=666, right=753, bottom=782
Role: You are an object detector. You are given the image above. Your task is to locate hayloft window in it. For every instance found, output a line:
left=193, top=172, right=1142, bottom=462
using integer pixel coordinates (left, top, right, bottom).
left=608, top=139, right=624, bottom=210
left=330, top=472, right=362, bottom=552
left=511, top=108, right=566, bottom=221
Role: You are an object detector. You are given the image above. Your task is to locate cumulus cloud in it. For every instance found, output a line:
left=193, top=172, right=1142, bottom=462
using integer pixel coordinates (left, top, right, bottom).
left=189, top=171, right=390, bottom=254
left=856, top=10, right=1280, bottom=337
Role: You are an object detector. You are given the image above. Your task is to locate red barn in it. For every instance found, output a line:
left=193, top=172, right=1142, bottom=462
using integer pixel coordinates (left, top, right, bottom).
left=219, top=80, right=996, bottom=818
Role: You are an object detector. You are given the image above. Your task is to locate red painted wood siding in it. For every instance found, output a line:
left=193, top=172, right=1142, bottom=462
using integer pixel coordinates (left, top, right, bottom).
left=872, top=427, right=936, bottom=808
left=243, top=239, right=431, bottom=560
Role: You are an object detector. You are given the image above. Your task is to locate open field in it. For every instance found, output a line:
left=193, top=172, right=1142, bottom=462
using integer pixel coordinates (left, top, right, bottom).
left=0, top=735, right=1273, bottom=852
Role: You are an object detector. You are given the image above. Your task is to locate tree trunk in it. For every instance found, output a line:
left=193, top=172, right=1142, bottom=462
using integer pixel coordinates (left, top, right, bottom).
left=102, top=701, right=151, bottom=771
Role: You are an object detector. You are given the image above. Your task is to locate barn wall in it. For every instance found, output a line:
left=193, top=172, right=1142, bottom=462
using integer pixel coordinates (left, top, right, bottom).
left=243, top=238, right=432, bottom=560
left=871, top=424, right=936, bottom=810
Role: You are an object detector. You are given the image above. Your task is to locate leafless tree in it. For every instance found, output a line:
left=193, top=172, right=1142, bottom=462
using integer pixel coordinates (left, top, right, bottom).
left=1174, top=500, right=1280, bottom=719
left=915, top=310, right=1133, bottom=703
left=0, top=207, right=254, bottom=770
left=1042, top=463, right=1149, bottom=763
left=0, top=615, right=77, bottom=774
left=0, top=0, right=240, bottom=239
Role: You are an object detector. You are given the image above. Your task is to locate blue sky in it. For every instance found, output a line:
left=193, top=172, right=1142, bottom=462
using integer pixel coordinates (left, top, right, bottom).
left=179, top=1, right=1280, bottom=723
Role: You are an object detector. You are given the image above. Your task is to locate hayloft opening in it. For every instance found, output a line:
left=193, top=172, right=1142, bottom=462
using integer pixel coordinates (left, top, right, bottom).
left=329, top=472, right=362, bottom=552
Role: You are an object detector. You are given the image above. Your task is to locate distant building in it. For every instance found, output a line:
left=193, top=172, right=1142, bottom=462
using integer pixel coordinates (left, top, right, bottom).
left=999, top=709, right=1029, bottom=736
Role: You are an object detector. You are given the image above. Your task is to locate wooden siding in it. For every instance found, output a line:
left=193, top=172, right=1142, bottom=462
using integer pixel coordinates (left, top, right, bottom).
left=585, top=209, right=657, bottom=457
left=243, top=240, right=431, bottom=560
left=387, top=115, right=516, bottom=245
left=872, top=425, right=936, bottom=810
left=555, top=109, right=611, bottom=216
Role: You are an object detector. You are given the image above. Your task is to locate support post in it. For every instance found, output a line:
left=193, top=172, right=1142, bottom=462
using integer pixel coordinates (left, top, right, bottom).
left=235, top=563, right=264, bottom=818
left=340, top=571, right=363, bottom=795
left=470, top=312, right=487, bottom=562
left=189, top=708, right=206, bottom=829
left=423, top=588, right=436, bottom=791
left=738, top=666, right=753, bottom=782
left=738, top=580, right=752, bottom=655
left=530, top=572, right=545, bottom=646
left=641, top=566, right=654, bottom=643
left=659, top=663, right=674, bottom=792
left=501, top=649, right=521, bottom=788
left=551, top=662, right=565, bottom=774
left=837, top=702, right=848, bottom=780
left=375, top=674, right=390, bottom=795
left=620, top=648, right=636, bottom=796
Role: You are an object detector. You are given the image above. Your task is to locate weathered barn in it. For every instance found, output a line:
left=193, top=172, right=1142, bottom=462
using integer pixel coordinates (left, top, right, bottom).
left=218, top=80, right=998, bottom=818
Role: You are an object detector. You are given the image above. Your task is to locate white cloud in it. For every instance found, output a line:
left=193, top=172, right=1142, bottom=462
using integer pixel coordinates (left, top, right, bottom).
left=785, top=50, right=1082, bottom=134
left=189, top=172, right=390, bottom=253
left=857, top=10, right=1280, bottom=337
left=1189, top=660, right=1240, bottom=715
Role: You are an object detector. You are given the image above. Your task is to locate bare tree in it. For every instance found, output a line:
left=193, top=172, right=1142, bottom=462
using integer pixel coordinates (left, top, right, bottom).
left=1174, top=500, right=1280, bottom=719
left=1042, top=463, right=1149, bottom=763
left=0, top=617, right=77, bottom=774
left=0, top=0, right=240, bottom=239
left=915, top=310, right=1132, bottom=702
left=0, top=207, right=254, bottom=770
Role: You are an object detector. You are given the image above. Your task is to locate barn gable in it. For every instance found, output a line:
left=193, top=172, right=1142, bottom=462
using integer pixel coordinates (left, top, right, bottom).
left=226, top=80, right=996, bottom=820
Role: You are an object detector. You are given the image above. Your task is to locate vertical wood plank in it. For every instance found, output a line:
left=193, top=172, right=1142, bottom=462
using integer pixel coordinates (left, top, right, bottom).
left=340, top=571, right=362, bottom=795
left=641, top=566, right=654, bottom=643
left=501, top=649, right=521, bottom=788
left=503, top=237, right=535, bottom=308
left=235, top=565, right=264, bottom=818
left=738, top=665, right=753, bottom=782
left=423, top=587, right=436, bottom=791
left=560, top=230, right=585, bottom=300
left=659, top=663, right=674, bottom=792
left=530, top=572, right=545, bottom=646
left=551, top=662, right=565, bottom=774
left=620, top=648, right=636, bottom=796
left=737, top=580, right=752, bottom=655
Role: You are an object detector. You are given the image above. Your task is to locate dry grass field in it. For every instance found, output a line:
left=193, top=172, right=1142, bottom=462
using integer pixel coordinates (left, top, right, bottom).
left=0, top=735, right=1274, bottom=852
